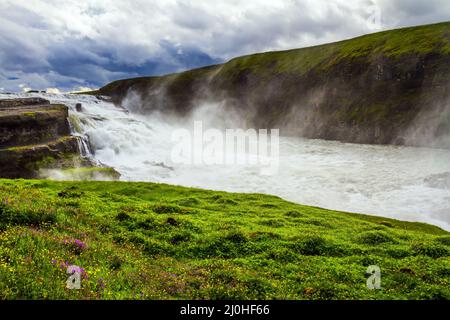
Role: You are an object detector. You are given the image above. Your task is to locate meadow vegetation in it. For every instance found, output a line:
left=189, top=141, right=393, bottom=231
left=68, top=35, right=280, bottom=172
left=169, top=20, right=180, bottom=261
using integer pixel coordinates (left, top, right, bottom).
left=0, top=179, right=449, bottom=299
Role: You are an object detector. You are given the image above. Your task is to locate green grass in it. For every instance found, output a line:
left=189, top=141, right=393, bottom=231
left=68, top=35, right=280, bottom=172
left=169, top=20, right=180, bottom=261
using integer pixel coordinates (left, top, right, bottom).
left=5, top=136, right=76, bottom=152
left=43, top=167, right=121, bottom=181
left=0, top=179, right=449, bottom=300
left=213, top=21, right=450, bottom=78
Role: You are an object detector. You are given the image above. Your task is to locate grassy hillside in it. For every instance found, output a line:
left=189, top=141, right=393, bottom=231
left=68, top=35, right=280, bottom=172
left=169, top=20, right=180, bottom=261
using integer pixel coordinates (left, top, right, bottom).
left=94, top=22, right=450, bottom=148
left=0, top=179, right=449, bottom=299
left=98, top=21, right=450, bottom=95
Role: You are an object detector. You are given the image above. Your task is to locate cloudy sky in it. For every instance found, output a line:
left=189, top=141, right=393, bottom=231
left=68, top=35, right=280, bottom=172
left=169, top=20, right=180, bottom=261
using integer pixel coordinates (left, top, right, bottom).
left=0, top=0, right=449, bottom=92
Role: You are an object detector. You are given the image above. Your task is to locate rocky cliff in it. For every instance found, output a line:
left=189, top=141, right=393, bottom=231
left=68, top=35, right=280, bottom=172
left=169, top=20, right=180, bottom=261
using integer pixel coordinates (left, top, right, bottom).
left=0, top=98, right=71, bottom=148
left=0, top=98, right=81, bottom=178
left=95, top=21, right=450, bottom=148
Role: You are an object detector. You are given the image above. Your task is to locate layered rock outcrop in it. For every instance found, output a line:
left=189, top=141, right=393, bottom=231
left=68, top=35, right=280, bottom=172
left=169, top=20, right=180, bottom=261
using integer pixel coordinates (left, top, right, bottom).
left=0, top=98, right=71, bottom=148
left=0, top=98, right=81, bottom=178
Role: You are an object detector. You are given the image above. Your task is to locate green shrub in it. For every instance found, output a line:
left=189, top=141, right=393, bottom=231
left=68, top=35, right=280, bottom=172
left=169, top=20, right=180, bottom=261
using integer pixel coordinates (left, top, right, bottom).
left=208, top=286, right=246, bottom=300
left=170, top=232, right=192, bottom=245
left=210, top=269, right=236, bottom=284
left=166, top=217, right=179, bottom=226
left=224, top=231, right=248, bottom=243
left=292, top=235, right=346, bottom=256
left=266, top=248, right=299, bottom=262
left=112, top=233, right=126, bottom=244
left=386, top=246, right=412, bottom=258
left=300, top=219, right=332, bottom=228
left=218, top=198, right=238, bottom=205
left=378, top=221, right=394, bottom=228
left=0, top=203, right=57, bottom=228
left=260, top=203, right=278, bottom=209
left=129, top=235, right=170, bottom=257
left=412, top=243, right=449, bottom=258
left=302, top=282, right=340, bottom=300
left=193, top=231, right=252, bottom=258
left=242, top=278, right=274, bottom=299
left=135, top=217, right=157, bottom=230
left=435, top=236, right=450, bottom=246
left=285, top=210, right=303, bottom=218
left=417, top=286, right=450, bottom=300
left=110, top=255, right=123, bottom=270
left=249, top=231, right=281, bottom=241
left=152, top=204, right=182, bottom=214
left=357, top=231, right=397, bottom=245
left=210, top=195, right=238, bottom=205
left=258, top=219, right=285, bottom=228
left=389, top=272, right=419, bottom=291
left=143, top=239, right=170, bottom=256
left=116, top=211, right=131, bottom=221
left=177, top=197, right=201, bottom=206
left=57, top=188, right=83, bottom=198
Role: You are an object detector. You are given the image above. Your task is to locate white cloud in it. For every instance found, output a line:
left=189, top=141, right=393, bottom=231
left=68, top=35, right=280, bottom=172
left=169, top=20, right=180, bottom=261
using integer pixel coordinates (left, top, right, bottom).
left=0, top=0, right=449, bottom=91
left=46, top=87, right=61, bottom=94
left=72, top=86, right=95, bottom=93
left=5, top=0, right=449, bottom=61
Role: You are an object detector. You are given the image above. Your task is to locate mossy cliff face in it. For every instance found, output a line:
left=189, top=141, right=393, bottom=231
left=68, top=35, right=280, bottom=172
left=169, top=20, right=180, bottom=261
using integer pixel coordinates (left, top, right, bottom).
left=0, top=136, right=80, bottom=179
left=97, top=22, right=450, bottom=148
left=0, top=98, right=79, bottom=178
left=0, top=98, right=119, bottom=179
left=0, top=98, right=70, bottom=148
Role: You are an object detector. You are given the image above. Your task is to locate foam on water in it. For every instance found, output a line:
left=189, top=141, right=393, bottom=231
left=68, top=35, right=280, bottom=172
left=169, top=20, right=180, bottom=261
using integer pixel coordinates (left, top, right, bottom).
left=2, top=92, right=450, bottom=230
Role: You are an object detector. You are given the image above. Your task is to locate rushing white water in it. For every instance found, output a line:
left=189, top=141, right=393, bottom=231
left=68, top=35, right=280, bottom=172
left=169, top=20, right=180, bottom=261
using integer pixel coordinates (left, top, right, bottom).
left=2, top=92, right=450, bottom=231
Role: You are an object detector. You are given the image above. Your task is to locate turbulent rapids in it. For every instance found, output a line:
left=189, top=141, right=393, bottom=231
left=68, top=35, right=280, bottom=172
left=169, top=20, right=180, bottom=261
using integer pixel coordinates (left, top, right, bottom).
left=2, top=92, right=450, bottom=231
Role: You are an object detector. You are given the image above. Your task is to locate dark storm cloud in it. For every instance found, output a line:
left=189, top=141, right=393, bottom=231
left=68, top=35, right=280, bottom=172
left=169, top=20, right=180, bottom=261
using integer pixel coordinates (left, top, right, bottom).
left=0, top=0, right=448, bottom=92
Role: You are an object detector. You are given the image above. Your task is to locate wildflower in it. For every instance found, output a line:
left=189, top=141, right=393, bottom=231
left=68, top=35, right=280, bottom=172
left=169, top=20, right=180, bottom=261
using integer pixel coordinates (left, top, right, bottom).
left=66, top=265, right=89, bottom=280
left=78, top=267, right=88, bottom=280
left=74, top=239, right=87, bottom=249
left=97, top=277, right=106, bottom=289
left=61, top=238, right=88, bottom=254
left=59, top=261, right=69, bottom=270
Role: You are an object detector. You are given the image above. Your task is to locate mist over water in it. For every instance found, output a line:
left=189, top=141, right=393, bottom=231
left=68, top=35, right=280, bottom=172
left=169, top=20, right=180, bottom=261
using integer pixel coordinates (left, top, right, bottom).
left=2, top=92, right=450, bottom=231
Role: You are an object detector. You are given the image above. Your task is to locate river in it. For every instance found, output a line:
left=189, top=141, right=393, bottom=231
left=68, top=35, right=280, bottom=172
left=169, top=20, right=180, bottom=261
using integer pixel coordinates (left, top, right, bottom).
left=2, top=92, right=450, bottom=231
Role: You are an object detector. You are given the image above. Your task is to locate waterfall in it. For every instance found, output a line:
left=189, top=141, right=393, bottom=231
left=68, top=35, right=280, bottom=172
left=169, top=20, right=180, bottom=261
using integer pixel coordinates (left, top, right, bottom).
left=1, top=91, right=450, bottom=231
